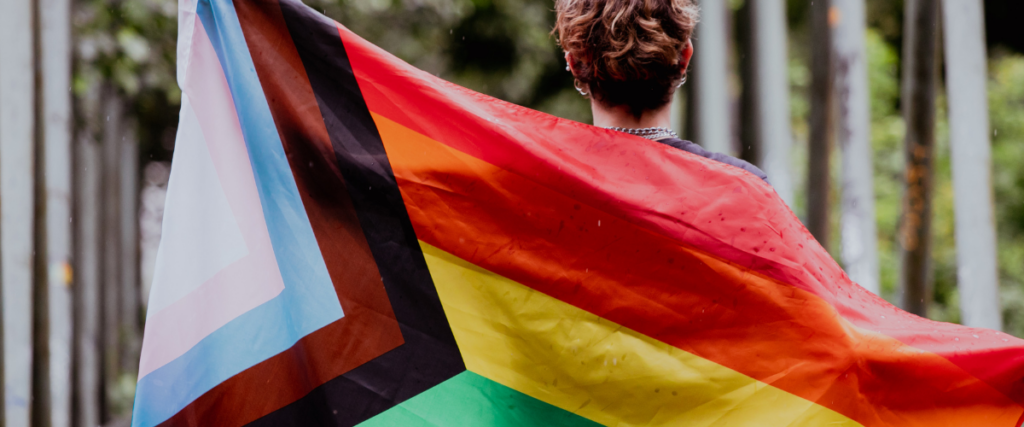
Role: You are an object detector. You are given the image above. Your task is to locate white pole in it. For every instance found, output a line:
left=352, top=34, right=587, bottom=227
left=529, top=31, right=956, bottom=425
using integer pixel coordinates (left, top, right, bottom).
left=832, top=0, right=881, bottom=295
left=0, top=0, right=37, bottom=423
left=692, top=0, right=732, bottom=155
left=749, top=0, right=794, bottom=206
left=941, top=0, right=1001, bottom=330
left=40, top=0, right=74, bottom=421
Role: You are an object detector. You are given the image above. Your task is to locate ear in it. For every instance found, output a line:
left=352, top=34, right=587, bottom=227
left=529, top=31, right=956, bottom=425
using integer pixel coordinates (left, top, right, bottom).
left=680, top=39, right=694, bottom=73
left=565, top=51, right=578, bottom=76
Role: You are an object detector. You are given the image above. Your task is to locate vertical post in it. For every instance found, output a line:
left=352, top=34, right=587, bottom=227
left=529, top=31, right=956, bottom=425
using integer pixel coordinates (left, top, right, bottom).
left=120, top=121, right=141, bottom=377
left=833, top=0, right=881, bottom=294
left=736, top=1, right=758, bottom=166
left=748, top=0, right=795, bottom=206
left=73, top=88, right=103, bottom=427
left=807, top=0, right=835, bottom=249
left=691, top=0, right=732, bottom=155
left=899, top=0, right=940, bottom=315
left=40, top=0, right=75, bottom=421
left=0, top=0, right=38, bottom=424
left=100, top=90, right=124, bottom=423
left=31, top=0, right=53, bottom=423
left=941, top=0, right=1001, bottom=330
left=73, top=140, right=103, bottom=427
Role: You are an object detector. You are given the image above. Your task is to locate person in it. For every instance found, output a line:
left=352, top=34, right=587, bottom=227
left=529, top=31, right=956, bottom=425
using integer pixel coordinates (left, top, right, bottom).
left=553, top=0, right=768, bottom=183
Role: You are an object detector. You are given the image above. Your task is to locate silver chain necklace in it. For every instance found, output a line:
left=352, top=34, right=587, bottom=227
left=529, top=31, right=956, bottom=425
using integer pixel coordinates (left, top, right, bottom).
left=606, top=126, right=678, bottom=141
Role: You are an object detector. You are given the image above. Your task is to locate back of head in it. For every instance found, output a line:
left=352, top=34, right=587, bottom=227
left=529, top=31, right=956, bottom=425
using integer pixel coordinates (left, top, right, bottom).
left=553, top=0, right=699, bottom=118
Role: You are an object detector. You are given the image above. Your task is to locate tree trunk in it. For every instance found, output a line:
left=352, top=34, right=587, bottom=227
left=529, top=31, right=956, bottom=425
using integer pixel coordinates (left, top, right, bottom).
left=31, top=0, right=53, bottom=423
left=73, top=84, right=104, bottom=427
left=0, top=0, right=38, bottom=423
left=807, top=0, right=834, bottom=249
left=833, top=0, right=881, bottom=295
left=900, top=0, right=940, bottom=316
left=737, top=1, right=758, bottom=167
left=747, top=0, right=795, bottom=206
left=691, top=0, right=733, bottom=155
left=100, top=88, right=124, bottom=424
left=40, top=0, right=75, bottom=419
left=120, top=121, right=141, bottom=377
left=40, top=0, right=75, bottom=420
left=942, top=0, right=1001, bottom=330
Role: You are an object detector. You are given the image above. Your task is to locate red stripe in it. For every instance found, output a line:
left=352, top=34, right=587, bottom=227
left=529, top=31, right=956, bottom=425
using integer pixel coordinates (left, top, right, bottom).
left=336, top=23, right=1024, bottom=407
left=375, top=113, right=1022, bottom=425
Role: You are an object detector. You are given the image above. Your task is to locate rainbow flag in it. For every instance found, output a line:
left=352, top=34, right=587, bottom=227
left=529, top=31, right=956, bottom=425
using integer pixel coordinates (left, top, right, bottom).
left=134, top=0, right=1024, bottom=425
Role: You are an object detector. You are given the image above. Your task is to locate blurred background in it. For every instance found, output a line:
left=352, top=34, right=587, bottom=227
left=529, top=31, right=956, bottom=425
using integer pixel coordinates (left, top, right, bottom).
left=2, top=0, right=1024, bottom=425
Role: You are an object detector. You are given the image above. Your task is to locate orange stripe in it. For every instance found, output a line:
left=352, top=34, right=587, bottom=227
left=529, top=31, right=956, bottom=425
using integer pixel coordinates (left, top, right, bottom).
left=342, top=25, right=1024, bottom=409
left=373, top=113, right=1023, bottom=426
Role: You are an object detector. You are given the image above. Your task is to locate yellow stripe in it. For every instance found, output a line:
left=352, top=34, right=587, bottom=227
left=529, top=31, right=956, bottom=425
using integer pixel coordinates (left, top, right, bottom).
left=422, top=241, right=860, bottom=427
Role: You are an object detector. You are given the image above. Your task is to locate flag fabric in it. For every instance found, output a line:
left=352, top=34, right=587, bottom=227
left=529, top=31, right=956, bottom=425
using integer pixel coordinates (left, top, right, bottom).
left=134, top=0, right=1024, bottom=425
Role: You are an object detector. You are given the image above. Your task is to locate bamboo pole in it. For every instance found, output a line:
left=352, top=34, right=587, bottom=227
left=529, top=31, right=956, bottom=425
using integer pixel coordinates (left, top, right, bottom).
left=0, top=0, right=38, bottom=423
left=807, top=0, right=835, bottom=249
left=899, top=0, right=940, bottom=315
left=941, top=0, right=1001, bottom=330
left=748, top=0, right=794, bottom=206
left=691, top=0, right=732, bottom=155
left=833, top=0, right=880, bottom=295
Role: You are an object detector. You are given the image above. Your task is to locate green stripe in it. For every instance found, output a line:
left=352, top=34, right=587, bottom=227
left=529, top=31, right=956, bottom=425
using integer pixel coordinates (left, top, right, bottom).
left=359, top=371, right=602, bottom=426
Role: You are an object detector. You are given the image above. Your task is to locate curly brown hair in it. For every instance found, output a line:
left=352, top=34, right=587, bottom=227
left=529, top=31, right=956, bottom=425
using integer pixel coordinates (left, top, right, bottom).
left=553, top=0, right=699, bottom=118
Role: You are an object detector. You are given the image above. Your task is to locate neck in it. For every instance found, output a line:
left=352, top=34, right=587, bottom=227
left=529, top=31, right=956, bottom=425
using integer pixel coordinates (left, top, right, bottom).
left=590, top=99, right=673, bottom=129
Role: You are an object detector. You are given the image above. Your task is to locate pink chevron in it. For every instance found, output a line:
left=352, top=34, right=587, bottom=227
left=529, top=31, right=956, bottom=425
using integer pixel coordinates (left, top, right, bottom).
left=138, top=18, right=285, bottom=379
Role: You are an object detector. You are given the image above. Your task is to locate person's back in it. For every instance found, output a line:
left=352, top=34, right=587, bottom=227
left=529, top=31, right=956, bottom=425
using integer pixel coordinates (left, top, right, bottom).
left=553, top=0, right=768, bottom=183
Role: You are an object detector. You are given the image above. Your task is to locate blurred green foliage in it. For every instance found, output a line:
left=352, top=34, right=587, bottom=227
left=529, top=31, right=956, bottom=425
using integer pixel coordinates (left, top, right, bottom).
left=72, top=0, right=1024, bottom=336
left=307, top=0, right=591, bottom=122
left=75, top=0, right=180, bottom=161
left=854, top=29, right=1024, bottom=335
left=990, top=53, right=1024, bottom=336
